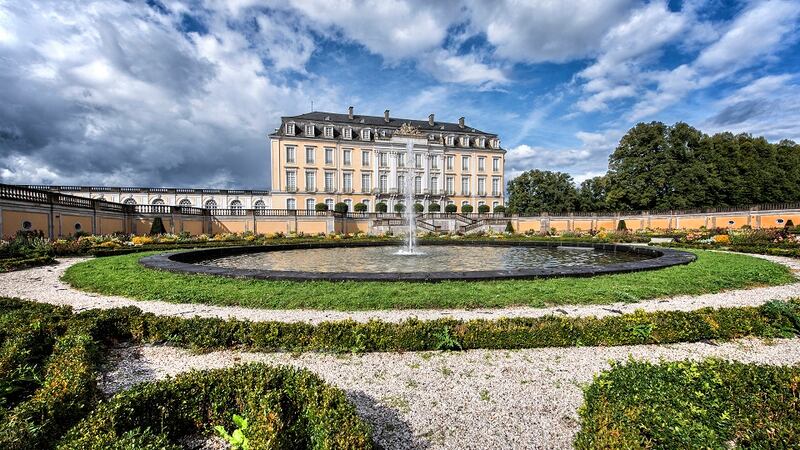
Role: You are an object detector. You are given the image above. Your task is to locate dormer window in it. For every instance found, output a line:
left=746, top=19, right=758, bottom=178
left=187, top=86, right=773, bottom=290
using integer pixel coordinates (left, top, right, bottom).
left=343, top=127, right=352, bottom=139
left=305, top=124, right=315, bottom=137
left=446, top=135, right=454, bottom=146
left=323, top=126, right=334, bottom=139
left=477, top=137, right=485, bottom=148
left=285, top=122, right=295, bottom=136
left=491, top=138, right=500, bottom=149
left=460, top=136, right=470, bottom=147
left=361, top=128, right=371, bottom=140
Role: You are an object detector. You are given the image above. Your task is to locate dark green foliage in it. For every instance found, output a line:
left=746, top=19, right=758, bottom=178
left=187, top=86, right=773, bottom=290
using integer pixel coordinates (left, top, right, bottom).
left=413, top=203, right=424, bottom=213
left=315, top=203, right=328, bottom=212
left=149, top=218, right=166, bottom=235
left=394, top=203, right=405, bottom=213
left=477, top=204, right=490, bottom=213
left=444, top=204, right=457, bottom=213
left=428, top=203, right=440, bottom=212
left=353, top=203, right=367, bottom=212
left=576, top=359, right=800, bottom=449
left=334, top=202, right=349, bottom=213
left=577, top=176, right=608, bottom=212
left=785, top=219, right=795, bottom=229
left=461, top=204, right=473, bottom=213
left=616, top=219, right=627, bottom=231
left=0, top=255, right=55, bottom=272
left=375, top=202, right=388, bottom=213
left=493, top=205, right=506, bottom=214
left=507, top=169, right=578, bottom=214
left=505, top=221, right=514, bottom=233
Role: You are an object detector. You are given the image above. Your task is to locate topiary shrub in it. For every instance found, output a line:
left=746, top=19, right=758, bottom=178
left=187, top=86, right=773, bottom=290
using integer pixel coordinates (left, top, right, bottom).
left=315, top=203, right=328, bottom=212
left=617, top=219, right=627, bottom=231
left=375, top=202, right=388, bottom=213
left=785, top=219, right=795, bottom=229
left=493, top=205, right=506, bottom=214
left=505, top=221, right=514, bottom=233
left=428, top=203, right=441, bottom=212
left=334, top=202, right=348, bottom=213
left=394, top=203, right=405, bottom=213
left=444, top=204, right=457, bottom=213
left=353, top=203, right=367, bottom=212
left=149, top=217, right=166, bottom=235
left=478, top=204, right=490, bottom=214
left=413, top=203, right=424, bottom=213
left=461, top=204, right=473, bottom=213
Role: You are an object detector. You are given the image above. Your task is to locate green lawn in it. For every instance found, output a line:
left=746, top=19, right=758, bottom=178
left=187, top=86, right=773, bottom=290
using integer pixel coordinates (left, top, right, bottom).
left=61, top=250, right=795, bottom=311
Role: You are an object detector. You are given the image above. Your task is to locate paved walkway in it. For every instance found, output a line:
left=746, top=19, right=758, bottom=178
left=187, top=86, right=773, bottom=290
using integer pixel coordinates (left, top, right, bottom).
left=101, top=337, right=800, bottom=449
left=0, top=254, right=798, bottom=324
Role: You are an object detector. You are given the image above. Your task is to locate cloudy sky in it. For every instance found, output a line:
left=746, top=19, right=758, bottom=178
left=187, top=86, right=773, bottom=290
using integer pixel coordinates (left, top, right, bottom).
left=1, top=0, right=799, bottom=189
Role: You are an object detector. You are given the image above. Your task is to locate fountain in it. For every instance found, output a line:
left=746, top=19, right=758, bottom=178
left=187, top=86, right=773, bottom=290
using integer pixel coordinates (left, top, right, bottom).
left=393, top=123, right=425, bottom=255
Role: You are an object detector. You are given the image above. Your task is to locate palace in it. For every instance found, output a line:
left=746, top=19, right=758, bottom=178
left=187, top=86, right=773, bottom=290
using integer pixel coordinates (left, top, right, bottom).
left=269, top=107, right=506, bottom=212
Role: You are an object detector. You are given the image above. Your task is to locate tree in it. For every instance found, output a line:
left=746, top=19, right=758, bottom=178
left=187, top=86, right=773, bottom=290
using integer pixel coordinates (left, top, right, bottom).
left=353, top=203, right=367, bottom=212
left=428, top=203, right=441, bottom=212
left=461, top=204, right=474, bottom=213
left=617, top=219, right=627, bottom=231
left=315, top=202, right=328, bottom=211
left=334, top=202, right=348, bottom=213
left=444, top=204, right=457, bottom=213
left=493, top=205, right=506, bottom=214
left=507, top=170, right=578, bottom=214
left=375, top=202, right=388, bottom=213
left=505, top=221, right=514, bottom=233
left=577, top=176, right=608, bottom=212
left=149, top=217, right=166, bottom=235
left=413, top=203, right=424, bottom=213
left=394, top=203, right=405, bottom=213
left=478, top=204, right=490, bottom=213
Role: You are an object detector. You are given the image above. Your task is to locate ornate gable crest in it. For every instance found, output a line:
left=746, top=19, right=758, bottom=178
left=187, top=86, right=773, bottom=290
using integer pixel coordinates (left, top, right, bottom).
left=394, top=122, right=424, bottom=137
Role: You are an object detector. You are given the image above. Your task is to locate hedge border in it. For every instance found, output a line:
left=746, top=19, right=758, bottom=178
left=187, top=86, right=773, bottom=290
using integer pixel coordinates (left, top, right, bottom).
left=0, top=255, right=56, bottom=272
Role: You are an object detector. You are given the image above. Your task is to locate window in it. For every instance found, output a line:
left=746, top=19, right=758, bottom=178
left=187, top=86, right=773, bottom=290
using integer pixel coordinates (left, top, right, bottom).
left=22, top=220, right=32, bottom=230
left=414, top=153, right=422, bottom=168
left=446, top=135, right=454, bottom=146
left=305, top=147, right=315, bottom=164
left=305, top=124, right=314, bottom=136
left=151, top=198, right=165, bottom=205
left=446, top=155, right=454, bottom=170
left=344, top=127, right=352, bottom=139
left=344, top=199, right=352, bottom=210
left=414, top=176, right=422, bottom=194
left=461, top=200, right=469, bottom=207
left=397, top=175, right=405, bottom=193
left=462, top=156, right=470, bottom=171
left=361, top=173, right=371, bottom=192
left=286, top=171, right=297, bottom=191
left=379, top=174, right=388, bottom=192
left=285, top=146, right=296, bottom=163
left=323, top=126, right=333, bottom=138
left=431, top=156, right=439, bottom=169
left=478, top=178, right=486, bottom=195
left=478, top=138, right=485, bottom=147
left=286, top=198, right=296, bottom=210
left=254, top=200, right=266, bottom=210
left=123, top=198, right=136, bottom=205
left=285, top=122, right=295, bottom=135
left=74, top=223, right=82, bottom=231
left=306, top=198, right=315, bottom=210
left=361, top=150, right=370, bottom=166
left=343, top=173, right=353, bottom=192
left=461, top=136, right=470, bottom=147
left=361, top=128, right=371, bottom=140
left=478, top=157, right=485, bottom=172
left=380, top=152, right=388, bottom=167
left=343, top=149, right=351, bottom=166
left=431, top=176, right=438, bottom=194
left=179, top=199, right=192, bottom=207
left=362, top=199, right=370, bottom=211
left=324, top=172, right=335, bottom=192
left=325, top=148, right=334, bottom=164
left=492, top=201, right=499, bottom=209
left=492, top=178, right=500, bottom=196
left=205, top=199, right=217, bottom=209
left=305, top=171, right=315, bottom=191
left=492, top=157, right=500, bottom=172
left=230, top=200, right=243, bottom=210
left=461, top=177, right=470, bottom=195
left=446, top=176, right=454, bottom=195
left=398, top=153, right=405, bottom=168
left=325, top=198, right=334, bottom=210
left=777, top=218, right=785, bottom=224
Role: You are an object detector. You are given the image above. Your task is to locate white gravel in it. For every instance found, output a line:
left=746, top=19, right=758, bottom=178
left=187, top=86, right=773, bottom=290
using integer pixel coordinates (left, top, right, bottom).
left=0, top=253, right=798, bottom=324
left=99, top=338, right=800, bottom=450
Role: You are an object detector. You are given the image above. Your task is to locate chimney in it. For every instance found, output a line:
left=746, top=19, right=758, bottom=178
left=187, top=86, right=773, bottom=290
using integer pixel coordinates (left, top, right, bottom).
left=428, top=113, right=435, bottom=126
left=348, top=106, right=354, bottom=120
left=458, top=116, right=465, bottom=129
left=384, top=109, right=390, bottom=123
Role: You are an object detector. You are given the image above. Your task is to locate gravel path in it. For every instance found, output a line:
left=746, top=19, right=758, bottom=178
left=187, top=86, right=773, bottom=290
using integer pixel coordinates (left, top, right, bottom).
left=0, top=254, right=798, bottom=324
left=99, top=338, right=800, bottom=450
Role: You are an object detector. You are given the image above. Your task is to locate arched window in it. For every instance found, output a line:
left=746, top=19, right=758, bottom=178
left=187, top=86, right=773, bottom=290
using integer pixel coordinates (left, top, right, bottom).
left=344, top=199, right=352, bottom=210
left=325, top=198, right=334, bottom=210
left=254, top=200, right=266, bottom=210
left=362, top=199, right=370, bottom=211
left=230, top=200, right=242, bottom=209
left=151, top=198, right=165, bottom=205
left=305, top=198, right=315, bottom=210
left=204, top=199, right=217, bottom=209
left=123, top=198, right=137, bottom=205
left=179, top=199, right=192, bottom=207
left=286, top=198, right=296, bottom=210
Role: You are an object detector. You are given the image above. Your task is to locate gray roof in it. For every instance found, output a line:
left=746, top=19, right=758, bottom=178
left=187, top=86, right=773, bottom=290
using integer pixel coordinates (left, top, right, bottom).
left=278, top=111, right=497, bottom=136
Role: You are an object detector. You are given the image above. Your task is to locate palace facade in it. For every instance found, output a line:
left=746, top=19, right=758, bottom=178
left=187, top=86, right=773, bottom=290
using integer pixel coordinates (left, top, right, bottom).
left=269, top=107, right=506, bottom=212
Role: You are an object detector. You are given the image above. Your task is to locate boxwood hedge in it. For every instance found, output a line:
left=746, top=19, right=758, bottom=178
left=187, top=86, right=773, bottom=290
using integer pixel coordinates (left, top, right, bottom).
left=576, top=359, right=800, bottom=449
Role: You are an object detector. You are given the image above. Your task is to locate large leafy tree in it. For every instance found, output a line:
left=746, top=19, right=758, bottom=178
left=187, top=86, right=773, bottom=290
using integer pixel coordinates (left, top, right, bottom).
left=507, top=170, right=578, bottom=214
left=577, top=176, right=608, bottom=212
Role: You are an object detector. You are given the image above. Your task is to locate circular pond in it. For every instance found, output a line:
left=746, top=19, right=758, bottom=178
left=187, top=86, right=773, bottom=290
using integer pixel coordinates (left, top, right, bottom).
left=139, top=241, right=696, bottom=282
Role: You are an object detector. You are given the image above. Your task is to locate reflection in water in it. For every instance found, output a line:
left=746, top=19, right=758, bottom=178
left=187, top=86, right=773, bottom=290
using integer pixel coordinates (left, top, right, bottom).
left=204, top=245, right=650, bottom=273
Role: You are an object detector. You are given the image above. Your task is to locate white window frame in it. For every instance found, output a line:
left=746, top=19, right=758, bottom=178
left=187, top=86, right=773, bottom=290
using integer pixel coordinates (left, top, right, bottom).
left=462, top=156, right=470, bottom=171
left=324, top=171, right=335, bottom=192
left=361, top=150, right=370, bottom=166
left=361, top=128, right=371, bottom=140
left=343, top=149, right=352, bottom=166
left=305, top=124, right=315, bottom=136
left=285, top=122, right=295, bottom=136
left=446, top=135, right=454, bottom=146
left=305, top=198, right=315, bottom=210
left=343, top=127, right=352, bottom=139
left=461, top=176, right=470, bottom=195
left=492, top=157, right=500, bottom=172
left=478, top=177, right=486, bottom=195
left=305, top=147, right=315, bottom=164
left=305, top=171, right=316, bottom=191
left=323, top=126, right=334, bottom=138
left=285, top=171, right=297, bottom=191
left=324, top=147, right=334, bottom=165
left=478, top=157, right=485, bottom=172
left=286, top=198, right=296, bottom=210
left=285, top=146, right=295, bottom=164
left=446, top=155, right=454, bottom=170
left=361, top=173, right=371, bottom=192
left=343, top=173, right=353, bottom=192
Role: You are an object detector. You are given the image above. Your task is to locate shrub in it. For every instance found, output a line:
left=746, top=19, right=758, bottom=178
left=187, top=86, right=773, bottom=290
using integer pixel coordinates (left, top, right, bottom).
left=477, top=205, right=490, bottom=214
left=149, top=218, right=166, bottom=235
left=394, top=203, right=405, bottom=213
left=334, top=202, right=349, bottom=213
left=444, top=204, right=457, bottom=213
left=353, top=203, right=367, bottom=212
left=785, top=219, right=794, bottom=229
left=428, top=203, right=441, bottom=212
left=712, top=234, right=730, bottom=244
left=616, top=219, right=627, bottom=231
left=375, top=202, right=388, bottom=213
left=413, top=203, right=424, bottom=213
left=576, top=359, right=800, bottom=449
left=505, top=221, right=514, bottom=233
left=315, top=203, right=328, bottom=212
left=461, top=205, right=473, bottom=213
left=493, top=205, right=506, bottom=214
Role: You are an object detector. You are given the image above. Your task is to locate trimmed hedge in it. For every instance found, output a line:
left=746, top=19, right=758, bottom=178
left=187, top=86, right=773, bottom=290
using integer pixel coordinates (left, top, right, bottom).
left=0, top=255, right=55, bottom=272
left=57, top=364, right=372, bottom=449
left=576, top=359, right=800, bottom=448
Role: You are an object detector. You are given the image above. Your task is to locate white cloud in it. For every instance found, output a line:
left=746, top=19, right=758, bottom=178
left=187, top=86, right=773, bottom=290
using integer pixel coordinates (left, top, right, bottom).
left=418, top=49, right=507, bottom=86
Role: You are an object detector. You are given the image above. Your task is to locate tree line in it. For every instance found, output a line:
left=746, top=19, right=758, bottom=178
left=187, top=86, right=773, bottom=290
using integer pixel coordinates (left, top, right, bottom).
left=507, top=122, right=800, bottom=214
